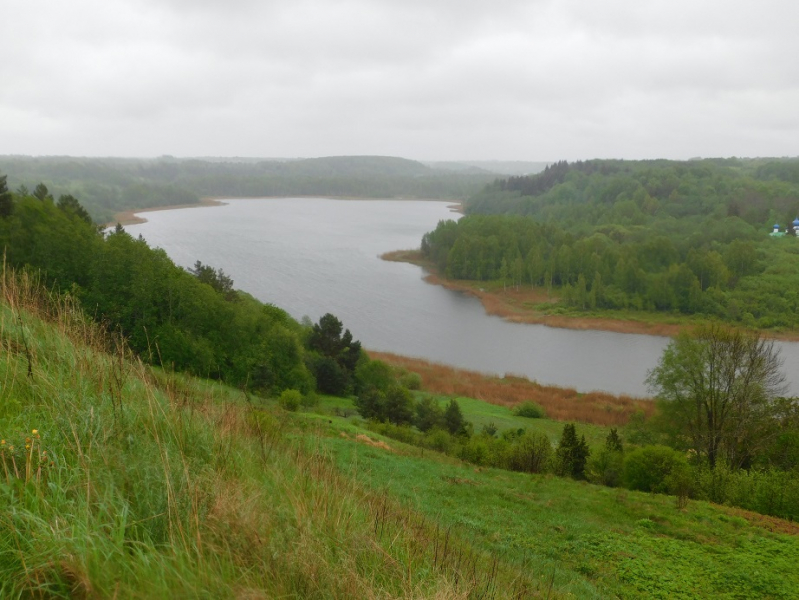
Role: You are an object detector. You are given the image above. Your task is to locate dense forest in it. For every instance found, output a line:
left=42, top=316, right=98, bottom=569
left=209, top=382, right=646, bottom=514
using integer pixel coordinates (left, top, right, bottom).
left=0, top=173, right=418, bottom=406
left=421, top=158, right=799, bottom=329
left=0, top=155, right=499, bottom=223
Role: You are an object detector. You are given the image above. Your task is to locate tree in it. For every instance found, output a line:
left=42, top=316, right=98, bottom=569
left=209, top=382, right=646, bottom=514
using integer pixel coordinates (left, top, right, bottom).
left=443, top=399, right=466, bottom=436
left=555, top=423, right=589, bottom=479
left=57, top=194, right=93, bottom=224
left=0, top=174, right=12, bottom=217
left=189, top=260, right=235, bottom=300
left=306, top=313, right=362, bottom=395
left=33, top=183, right=53, bottom=202
left=416, top=396, right=444, bottom=432
left=647, top=324, right=787, bottom=469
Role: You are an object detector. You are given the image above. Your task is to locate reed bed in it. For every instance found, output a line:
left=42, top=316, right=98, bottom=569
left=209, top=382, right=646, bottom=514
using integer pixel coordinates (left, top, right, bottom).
left=369, top=352, right=655, bottom=426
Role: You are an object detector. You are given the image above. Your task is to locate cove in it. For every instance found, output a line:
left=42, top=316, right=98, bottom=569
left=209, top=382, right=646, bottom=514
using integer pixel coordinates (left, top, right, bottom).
left=125, top=198, right=799, bottom=397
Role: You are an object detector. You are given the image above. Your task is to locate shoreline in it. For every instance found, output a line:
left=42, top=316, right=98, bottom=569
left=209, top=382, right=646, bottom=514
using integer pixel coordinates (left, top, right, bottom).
left=110, top=196, right=462, bottom=227
left=110, top=197, right=228, bottom=226
left=382, top=249, right=799, bottom=342
left=369, top=350, right=655, bottom=425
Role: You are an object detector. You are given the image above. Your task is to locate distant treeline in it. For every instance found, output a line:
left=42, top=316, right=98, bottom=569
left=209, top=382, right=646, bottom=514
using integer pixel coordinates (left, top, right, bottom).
left=0, top=155, right=497, bottom=223
left=422, top=157, right=799, bottom=329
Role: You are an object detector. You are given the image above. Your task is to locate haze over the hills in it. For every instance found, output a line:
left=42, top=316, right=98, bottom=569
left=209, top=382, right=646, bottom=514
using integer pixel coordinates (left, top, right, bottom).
left=3, top=0, right=798, bottom=161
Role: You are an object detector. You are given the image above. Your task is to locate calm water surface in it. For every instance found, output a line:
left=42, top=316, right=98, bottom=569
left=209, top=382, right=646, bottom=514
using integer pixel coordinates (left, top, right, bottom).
left=126, top=198, right=799, bottom=397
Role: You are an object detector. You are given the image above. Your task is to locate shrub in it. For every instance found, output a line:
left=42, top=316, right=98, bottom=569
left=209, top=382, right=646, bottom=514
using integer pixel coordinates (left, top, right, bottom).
left=300, top=391, right=320, bottom=408
left=481, top=422, right=498, bottom=437
left=588, top=448, right=624, bottom=487
left=508, top=432, right=552, bottom=474
left=399, top=371, right=423, bottom=391
left=623, top=445, right=690, bottom=494
left=458, top=438, right=490, bottom=465
left=513, top=401, right=546, bottom=419
left=423, top=428, right=454, bottom=453
left=278, top=389, right=302, bottom=412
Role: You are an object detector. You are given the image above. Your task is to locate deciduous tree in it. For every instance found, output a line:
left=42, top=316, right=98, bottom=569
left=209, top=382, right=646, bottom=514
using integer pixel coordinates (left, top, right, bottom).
left=647, top=324, right=787, bottom=469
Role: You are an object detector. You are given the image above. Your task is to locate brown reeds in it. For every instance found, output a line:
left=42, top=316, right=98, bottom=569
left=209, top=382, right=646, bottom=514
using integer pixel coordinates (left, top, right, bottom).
left=370, top=351, right=656, bottom=426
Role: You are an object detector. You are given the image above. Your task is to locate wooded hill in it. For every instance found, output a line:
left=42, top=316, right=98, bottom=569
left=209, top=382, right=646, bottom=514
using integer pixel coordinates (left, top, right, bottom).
left=422, top=157, right=799, bottom=330
left=0, top=155, right=497, bottom=223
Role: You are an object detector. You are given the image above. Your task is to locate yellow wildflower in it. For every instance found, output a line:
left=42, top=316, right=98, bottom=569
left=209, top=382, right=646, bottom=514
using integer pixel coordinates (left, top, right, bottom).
left=32, top=429, right=38, bottom=436
left=1, top=440, right=4, bottom=445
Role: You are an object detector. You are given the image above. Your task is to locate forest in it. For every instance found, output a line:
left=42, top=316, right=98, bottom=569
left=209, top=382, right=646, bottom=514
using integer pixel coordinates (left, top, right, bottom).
left=421, top=157, right=799, bottom=330
left=0, top=155, right=497, bottom=223
left=0, top=173, right=421, bottom=408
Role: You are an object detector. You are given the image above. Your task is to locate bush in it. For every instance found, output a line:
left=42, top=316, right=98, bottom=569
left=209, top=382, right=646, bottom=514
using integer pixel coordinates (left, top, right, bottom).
left=278, top=389, right=302, bottom=412
left=588, top=448, right=624, bottom=487
left=623, top=445, right=690, bottom=494
left=513, top=401, right=546, bottom=419
left=399, top=371, right=422, bottom=391
left=508, top=432, right=552, bottom=474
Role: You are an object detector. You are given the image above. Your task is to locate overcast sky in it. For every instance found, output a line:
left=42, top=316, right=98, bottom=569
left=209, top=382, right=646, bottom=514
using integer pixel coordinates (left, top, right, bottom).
left=2, top=0, right=797, bottom=161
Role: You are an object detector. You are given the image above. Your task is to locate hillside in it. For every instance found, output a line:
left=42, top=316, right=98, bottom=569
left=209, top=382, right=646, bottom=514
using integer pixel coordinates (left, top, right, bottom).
left=2, top=271, right=798, bottom=598
left=0, top=155, right=497, bottom=223
left=417, top=157, right=799, bottom=332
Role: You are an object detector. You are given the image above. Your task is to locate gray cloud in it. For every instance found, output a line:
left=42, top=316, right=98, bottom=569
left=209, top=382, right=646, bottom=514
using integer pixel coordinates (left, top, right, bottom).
left=2, top=0, right=797, bottom=159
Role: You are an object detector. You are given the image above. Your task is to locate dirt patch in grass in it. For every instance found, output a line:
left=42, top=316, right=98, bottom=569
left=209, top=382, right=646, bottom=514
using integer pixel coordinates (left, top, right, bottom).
left=355, top=434, right=394, bottom=452
left=369, top=351, right=654, bottom=427
left=723, top=506, right=799, bottom=536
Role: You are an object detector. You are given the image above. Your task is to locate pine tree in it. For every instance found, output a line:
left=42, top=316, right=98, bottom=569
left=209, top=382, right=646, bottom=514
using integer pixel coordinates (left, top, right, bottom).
left=556, top=423, right=590, bottom=479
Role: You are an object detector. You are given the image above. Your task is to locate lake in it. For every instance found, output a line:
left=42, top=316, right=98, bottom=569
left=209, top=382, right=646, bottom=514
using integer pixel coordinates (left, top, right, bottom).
left=125, top=198, right=799, bottom=397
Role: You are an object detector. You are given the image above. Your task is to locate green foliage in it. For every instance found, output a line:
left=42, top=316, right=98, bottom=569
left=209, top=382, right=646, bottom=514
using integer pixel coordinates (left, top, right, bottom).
left=647, top=324, right=788, bottom=469
left=306, top=313, right=361, bottom=396
left=398, top=370, right=422, bottom=390
left=0, top=174, right=13, bottom=217
left=506, top=431, right=552, bottom=474
left=420, top=158, right=799, bottom=330
left=605, top=428, right=623, bottom=453
left=556, top=423, right=590, bottom=479
left=443, top=399, right=468, bottom=436
left=512, top=401, right=546, bottom=419
left=415, top=396, right=444, bottom=432
left=189, top=260, right=235, bottom=300
left=0, top=156, right=495, bottom=222
left=278, top=389, right=302, bottom=412
left=0, top=278, right=496, bottom=599
left=623, top=445, right=691, bottom=494
left=0, top=181, right=314, bottom=397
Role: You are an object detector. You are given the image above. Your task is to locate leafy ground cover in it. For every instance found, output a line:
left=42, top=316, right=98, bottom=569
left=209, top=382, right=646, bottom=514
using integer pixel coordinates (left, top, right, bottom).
left=323, top=428, right=799, bottom=599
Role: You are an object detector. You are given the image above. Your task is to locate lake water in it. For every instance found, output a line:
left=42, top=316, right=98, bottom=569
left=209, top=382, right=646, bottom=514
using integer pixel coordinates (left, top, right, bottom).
left=125, top=198, right=799, bottom=397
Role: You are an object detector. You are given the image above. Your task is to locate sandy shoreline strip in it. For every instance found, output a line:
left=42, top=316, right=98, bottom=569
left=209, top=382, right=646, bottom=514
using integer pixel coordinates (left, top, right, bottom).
left=110, top=197, right=228, bottom=226
left=381, top=249, right=799, bottom=342
left=110, top=196, right=462, bottom=227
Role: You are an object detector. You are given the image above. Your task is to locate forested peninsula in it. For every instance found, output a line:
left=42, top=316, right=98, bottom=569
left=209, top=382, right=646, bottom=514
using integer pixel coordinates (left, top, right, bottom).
left=414, top=157, right=799, bottom=334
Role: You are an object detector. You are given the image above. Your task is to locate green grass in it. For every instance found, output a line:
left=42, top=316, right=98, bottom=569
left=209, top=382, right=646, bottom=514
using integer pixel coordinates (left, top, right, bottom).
left=314, top=392, right=613, bottom=449
left=3, top=271, right=798, bottom=598
left=323, top=430, right=799, bottom=599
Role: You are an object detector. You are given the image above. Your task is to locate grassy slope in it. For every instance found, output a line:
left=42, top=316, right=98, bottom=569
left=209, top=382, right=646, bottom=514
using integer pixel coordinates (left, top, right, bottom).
left=2, top=274, right=798, bottom=598
left=0, top=276, right=510, bottom=598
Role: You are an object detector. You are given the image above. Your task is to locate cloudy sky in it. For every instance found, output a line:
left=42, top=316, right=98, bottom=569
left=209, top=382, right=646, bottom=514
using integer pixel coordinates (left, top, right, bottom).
left=2, top=0, right=797, bottom=161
